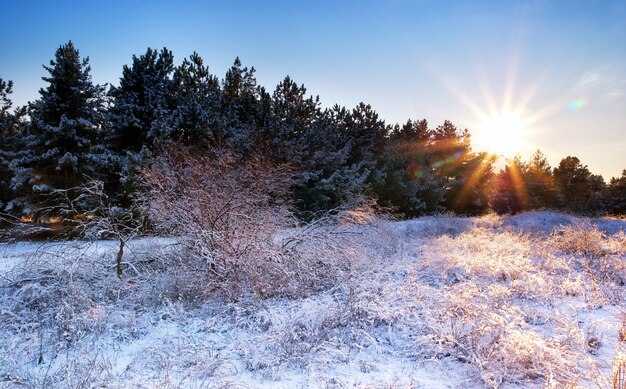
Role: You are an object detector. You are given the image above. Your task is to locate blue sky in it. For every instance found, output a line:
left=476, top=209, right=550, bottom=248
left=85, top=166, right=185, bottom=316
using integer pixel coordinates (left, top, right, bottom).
left=1, top=0, right=625, bottom=179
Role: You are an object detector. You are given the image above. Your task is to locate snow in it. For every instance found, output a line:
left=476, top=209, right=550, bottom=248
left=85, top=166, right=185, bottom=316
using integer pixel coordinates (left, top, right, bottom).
left=0, top=211, right=624, bottom=388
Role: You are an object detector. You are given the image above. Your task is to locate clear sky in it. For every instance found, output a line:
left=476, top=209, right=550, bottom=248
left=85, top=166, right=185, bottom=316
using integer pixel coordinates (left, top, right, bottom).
left=1, top=0, right=625, bottom=179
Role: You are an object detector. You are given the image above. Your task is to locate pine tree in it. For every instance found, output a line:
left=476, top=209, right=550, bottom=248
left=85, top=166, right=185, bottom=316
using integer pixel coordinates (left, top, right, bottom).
left=269, top=76, right=320, bottom=164
left=0, top=78, right=13, bottom=119
left=105, top=47, right=175, bottom=203
left=0, top=78, right=24, bottom=212
left=291, top=101, right=388, bottom=216
left=446, top=151, right=494, bottom=215
left=12, top=42, right=106, bottom=215
left=490, top=164, right=525, bottom=215
left=428, top=120, right=493, bottom=215
left=107, top=47, right=175, bottom=153
left=374, top=119, right=445, bottom=216
left=348, top=103, right=387, bottom=166
left=292, top=105, right=353, bottom=215
left=523, top=149, right=558, bottom=209
left=588, top=173, right=606, bottom=211
left=553, top=156, right=593, bottom=211
left=170, top=52, right=221, bottom=147
left=220, top=57, right=261, bottom=152
left=605, top=170, right=626, bottom=214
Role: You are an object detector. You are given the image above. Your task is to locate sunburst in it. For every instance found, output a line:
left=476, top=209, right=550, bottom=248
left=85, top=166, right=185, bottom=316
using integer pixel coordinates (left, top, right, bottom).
left=472, top=109, right=530, bottom=157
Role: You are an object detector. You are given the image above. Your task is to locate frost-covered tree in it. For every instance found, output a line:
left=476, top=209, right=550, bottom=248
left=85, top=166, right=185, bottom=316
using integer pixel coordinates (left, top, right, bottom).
left=328, top=103, right=387, bottom=207
left=348, top=103, right=387, bottom=165
left=0, top=78, right=15, bottom=207
left=289, top=101, right=387, bottom=217
left=0, top=78, right=14, bottom=118
left=290, top=105, right=352, bottom=215
left=12, top=42, right=106, bottom=215
left=105, top=48, right=175, bottom=203
left=220, top=57, right=262, bottom=151
left=269, top=76, right=320, bottom=164
left=374, top=118, right=493, bottom=217
left=107, top=47, right=175, bottom=153
left=0, top=78, right=24, bottom=212
left=169, top=52, right=221, bottom=147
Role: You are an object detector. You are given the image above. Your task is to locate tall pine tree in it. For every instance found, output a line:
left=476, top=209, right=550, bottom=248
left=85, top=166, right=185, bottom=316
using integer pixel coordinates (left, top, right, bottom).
left=374, top=119, right=445, bottom=216
left=107, top=47, right=175, bottom=153
left=105, top=47, right=175, bottom=202
left=0, top=78, right=25, bottom=213
left=269, top=76, right=320, bottom=164
left=553, top=156, right=593, bottom=211
left=605, top=170, right=626, bottom=214
left=428, top=121, right=493, bottom=215
left=220, top=57, right=262, bottom=152
left=523, top=149, right=558, bottom=209
left=169, top=52, right=221, bottom=147
left=12, top=42, right=106, bottom=216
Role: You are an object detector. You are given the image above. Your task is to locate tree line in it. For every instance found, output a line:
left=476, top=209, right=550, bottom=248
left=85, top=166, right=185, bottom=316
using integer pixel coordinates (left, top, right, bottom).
left=0, top=41, right=624, bottom=225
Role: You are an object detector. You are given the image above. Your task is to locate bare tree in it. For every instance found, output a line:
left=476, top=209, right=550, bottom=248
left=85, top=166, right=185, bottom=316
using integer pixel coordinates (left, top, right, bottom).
left=49, top=180, right=144, bottom=277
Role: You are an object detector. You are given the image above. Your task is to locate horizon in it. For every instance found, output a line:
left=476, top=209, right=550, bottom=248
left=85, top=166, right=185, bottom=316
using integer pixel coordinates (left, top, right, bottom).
left=1, top=0, right=625, bottom=179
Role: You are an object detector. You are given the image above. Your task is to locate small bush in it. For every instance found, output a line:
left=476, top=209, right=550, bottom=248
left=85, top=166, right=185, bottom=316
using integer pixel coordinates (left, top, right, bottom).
left=549, top=222, right=626, bottom=287
left=141, top=146, right=377, bottom=299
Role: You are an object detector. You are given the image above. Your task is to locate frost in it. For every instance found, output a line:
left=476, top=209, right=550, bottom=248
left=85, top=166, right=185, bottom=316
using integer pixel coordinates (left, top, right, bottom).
left=0, top=211, right=624, bottom=388
left=56, top=152, right=78, bottom=170
left=31, top=184, right=51, bottom=192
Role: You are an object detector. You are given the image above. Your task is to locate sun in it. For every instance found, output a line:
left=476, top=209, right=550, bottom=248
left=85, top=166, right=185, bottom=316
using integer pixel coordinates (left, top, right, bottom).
left=427, top=56, right=568, bottom=159
left=472, top=110, right=529, bottom=157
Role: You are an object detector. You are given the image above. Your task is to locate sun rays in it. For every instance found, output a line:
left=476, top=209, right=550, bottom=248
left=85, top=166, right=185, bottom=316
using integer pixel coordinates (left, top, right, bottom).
left=432, top=60, right=593, bottom=162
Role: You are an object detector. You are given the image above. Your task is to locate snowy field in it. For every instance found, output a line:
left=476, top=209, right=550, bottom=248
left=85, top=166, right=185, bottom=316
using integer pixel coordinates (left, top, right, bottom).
left=0, top=211, right=624, bottom=388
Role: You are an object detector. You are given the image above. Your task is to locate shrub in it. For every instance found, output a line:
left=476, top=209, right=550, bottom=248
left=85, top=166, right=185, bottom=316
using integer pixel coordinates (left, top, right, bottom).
left=548, top=222, right=626, bottom=288
left=140, top=146, right=378, bottom=299
left=140, top=147, right=294, bottom=298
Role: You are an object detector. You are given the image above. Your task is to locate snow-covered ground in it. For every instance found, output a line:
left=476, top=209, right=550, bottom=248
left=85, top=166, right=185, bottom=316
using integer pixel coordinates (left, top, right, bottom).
left=0, top=211, right=624, bottom=388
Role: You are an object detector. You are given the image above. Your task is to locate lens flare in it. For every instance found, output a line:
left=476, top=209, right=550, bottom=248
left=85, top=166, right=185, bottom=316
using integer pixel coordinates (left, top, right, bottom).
left=567, top=99, right=586, bottom=111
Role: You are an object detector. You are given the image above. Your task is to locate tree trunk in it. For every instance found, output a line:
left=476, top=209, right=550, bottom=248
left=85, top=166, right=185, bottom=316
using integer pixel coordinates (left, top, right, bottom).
left=116, top=238, right=125, bottom=278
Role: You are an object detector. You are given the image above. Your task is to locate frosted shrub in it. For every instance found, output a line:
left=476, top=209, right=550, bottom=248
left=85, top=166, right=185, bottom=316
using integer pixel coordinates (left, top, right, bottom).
left=550, top=221, right=608, bottom=257
left=141, top=147, right=376, bottom=299
left=549, top=222, right=626, bottom=288
left=141, top=148, right=295, bottom=298
left=614, top=353, right=626, bottom=389
left=415, top=282, right=582, bottom=387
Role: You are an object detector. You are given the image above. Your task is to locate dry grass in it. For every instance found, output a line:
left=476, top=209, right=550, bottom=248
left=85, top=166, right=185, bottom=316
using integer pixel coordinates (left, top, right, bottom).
left=411, top=220, right=626, bottom=387
left=0, top=212, right=624, bottom=388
